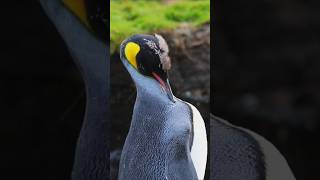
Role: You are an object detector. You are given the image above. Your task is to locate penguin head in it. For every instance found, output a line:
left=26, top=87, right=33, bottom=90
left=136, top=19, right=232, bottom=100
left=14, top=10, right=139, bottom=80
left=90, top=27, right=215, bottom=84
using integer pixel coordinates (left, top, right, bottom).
left=120, top=34, right=176, bottom=103
left=62, top=0, right=107, bottom=40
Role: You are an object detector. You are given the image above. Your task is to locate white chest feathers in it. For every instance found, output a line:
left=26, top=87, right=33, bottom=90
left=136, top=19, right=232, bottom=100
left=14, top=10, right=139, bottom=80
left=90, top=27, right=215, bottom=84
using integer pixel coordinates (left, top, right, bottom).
left=186, top=102, right=208, bottom=180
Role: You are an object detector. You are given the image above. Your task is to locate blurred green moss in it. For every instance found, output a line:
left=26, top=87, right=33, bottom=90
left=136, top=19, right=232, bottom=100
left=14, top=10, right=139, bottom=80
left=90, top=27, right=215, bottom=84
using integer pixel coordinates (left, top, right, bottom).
left=110, top=0, right=210, bottom=53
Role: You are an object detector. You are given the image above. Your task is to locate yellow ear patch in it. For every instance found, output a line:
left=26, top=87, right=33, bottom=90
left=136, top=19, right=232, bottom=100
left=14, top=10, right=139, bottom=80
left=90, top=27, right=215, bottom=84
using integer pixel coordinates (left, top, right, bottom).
left=62, top=0, right=90, bottom=28
left=125, top=42, right=140, bottom=69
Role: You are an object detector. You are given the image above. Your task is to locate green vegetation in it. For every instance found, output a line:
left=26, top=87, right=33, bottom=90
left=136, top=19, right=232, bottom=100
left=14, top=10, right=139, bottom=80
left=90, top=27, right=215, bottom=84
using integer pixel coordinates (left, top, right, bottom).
left=110, top=0, right=210, bottom=52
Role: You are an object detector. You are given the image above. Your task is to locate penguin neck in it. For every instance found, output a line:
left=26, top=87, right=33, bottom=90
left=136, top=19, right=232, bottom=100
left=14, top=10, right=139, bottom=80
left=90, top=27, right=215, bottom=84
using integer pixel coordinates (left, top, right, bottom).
left=125, top=62, right=175, bottom=107
left=135, top=80, right=175, bottom=107
left=71, top=53, right=110, bottom=180
left=66, top=31, right=109, bottom=179
left=75, top=46, right=109, bottom=126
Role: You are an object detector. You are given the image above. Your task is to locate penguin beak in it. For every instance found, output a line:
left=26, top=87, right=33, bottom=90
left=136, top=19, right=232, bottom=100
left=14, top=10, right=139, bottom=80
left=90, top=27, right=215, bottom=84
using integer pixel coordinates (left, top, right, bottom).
left=152, top=72, right=176, bottom=103
left=164, top=79, right=176, bottom=103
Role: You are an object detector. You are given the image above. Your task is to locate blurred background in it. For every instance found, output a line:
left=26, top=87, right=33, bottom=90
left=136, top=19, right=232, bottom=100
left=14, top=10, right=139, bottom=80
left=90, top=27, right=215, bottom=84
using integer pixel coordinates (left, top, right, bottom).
left=0, top=1, right=105, bottom=180
left=213, top=0, right=320, bottom=179
left=110, top=0, right=210, bottom=179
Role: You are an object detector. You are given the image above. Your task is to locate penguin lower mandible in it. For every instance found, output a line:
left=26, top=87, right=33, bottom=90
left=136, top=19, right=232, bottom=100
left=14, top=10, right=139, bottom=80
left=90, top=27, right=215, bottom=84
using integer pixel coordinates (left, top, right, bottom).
left=118, top=34, right=208, bottom=180
left=210, top=114, right=296, bottom=180
left=39, top=0, right=109, bottom=179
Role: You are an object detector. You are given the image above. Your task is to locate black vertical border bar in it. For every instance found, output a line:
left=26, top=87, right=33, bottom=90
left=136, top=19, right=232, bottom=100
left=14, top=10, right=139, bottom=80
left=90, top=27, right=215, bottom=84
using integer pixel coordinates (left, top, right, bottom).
left=107, top=0, right=111, bottom=178
left=210, top=0, right=215, bottom=179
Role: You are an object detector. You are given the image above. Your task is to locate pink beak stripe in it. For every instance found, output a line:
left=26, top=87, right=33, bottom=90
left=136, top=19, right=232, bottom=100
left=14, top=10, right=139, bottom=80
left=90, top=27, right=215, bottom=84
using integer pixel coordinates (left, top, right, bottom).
left=152, top=72, right=166, bottom=89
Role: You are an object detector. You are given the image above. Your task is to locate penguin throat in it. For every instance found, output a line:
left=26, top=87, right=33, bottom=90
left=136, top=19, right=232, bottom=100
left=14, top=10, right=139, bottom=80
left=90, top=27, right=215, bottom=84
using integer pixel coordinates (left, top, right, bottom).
left=151, top=72, right=167, bottom=90
left=136, top=82, right=174, bottom=106
left=124, top=58, right=174, bottom=105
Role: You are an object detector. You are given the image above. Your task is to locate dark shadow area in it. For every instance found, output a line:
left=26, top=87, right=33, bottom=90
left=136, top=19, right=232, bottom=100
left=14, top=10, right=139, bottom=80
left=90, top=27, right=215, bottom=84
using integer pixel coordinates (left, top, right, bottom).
left=0, top=2, right=85, bottom=180
left=213, top=0, right=320, bottom=179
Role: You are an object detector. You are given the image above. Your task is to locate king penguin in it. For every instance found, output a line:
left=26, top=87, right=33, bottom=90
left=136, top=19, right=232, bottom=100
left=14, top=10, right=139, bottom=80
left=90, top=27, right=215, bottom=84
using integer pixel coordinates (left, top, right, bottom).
left=39, top=0, right=110, bottom=179
left=118, top=34, right=208, bottom=180
left=211, top=114, right=296, bottom=180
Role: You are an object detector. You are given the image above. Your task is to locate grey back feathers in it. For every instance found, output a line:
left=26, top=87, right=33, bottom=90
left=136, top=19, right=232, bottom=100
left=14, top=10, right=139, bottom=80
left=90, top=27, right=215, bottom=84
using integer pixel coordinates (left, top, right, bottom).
left=119, top=97, right=197, bottom=180
left=211, top=115, right=296, bottom=180
left=211, top=115, right=265, bottom=180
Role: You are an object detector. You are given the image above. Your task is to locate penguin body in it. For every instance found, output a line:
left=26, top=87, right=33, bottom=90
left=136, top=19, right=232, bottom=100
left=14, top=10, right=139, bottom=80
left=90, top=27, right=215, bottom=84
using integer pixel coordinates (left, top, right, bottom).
left=211, top=115, right=296, bottom=180
left=119, top=97, right=197, bottom=180
left=119, top=34, right=207, bottom=180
